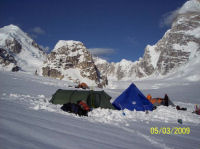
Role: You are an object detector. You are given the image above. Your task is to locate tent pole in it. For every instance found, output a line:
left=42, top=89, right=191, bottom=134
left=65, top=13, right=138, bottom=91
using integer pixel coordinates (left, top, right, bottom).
left=119, top=103, right=126, bottom=116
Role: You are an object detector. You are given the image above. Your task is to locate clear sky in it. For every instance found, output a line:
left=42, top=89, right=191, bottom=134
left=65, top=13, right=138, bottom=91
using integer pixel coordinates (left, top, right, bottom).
left=0, top=0, right=186, bottom=62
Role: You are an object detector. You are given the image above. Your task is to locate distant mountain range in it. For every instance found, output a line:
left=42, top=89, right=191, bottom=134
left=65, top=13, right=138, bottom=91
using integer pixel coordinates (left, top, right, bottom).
left=0, top=0, right=200, bottom=87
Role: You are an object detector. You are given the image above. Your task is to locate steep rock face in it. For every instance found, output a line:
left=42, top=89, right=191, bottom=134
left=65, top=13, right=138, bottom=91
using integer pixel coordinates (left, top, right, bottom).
left=140, top=12, right=200, bottom=75
left=42, top=40, right=107, bottom=87
left=0, top=48, right=16, bottom=68
left=139, top=0, right=200, bottom=75
left=0, top=24, right=46, bottom=72
left=95, top=0, right=200, bottom=80
left=5, top=38, right=22, bottom=54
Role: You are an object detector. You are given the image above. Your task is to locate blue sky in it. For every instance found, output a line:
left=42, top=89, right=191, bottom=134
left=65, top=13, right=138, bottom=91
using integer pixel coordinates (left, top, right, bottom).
left=0, top=0, right=186, bottom=62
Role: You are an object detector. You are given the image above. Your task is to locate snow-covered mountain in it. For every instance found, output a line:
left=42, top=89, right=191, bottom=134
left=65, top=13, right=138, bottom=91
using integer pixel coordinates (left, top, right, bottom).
left=0, top=0, right=199, bottom=85
left=0, top=24, right=46, bottom=73
left=93, top=57, right=145, bottom=80
left=141, top=1, right=200, bottom=75
left=42, top=40, right=107, bottom=87
left=94, top=0, right=200, bottom=81
left=0, top=25, right=106, bottom=87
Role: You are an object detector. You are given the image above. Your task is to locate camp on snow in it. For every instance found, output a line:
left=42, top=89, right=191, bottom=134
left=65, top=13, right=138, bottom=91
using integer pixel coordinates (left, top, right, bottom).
left=51, top=82, right=176, bottom=114
left=50, top=89, right=115, bottom=109
left=112, top=83, right=154, bottom=111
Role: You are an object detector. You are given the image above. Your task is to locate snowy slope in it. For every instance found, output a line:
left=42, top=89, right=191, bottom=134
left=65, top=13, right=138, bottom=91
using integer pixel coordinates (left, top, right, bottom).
left=0, top=70, right=200, bottom=149
left=0, top=24, right=46, bottom=73
left=160, top=55, right=200, bottom=82
left=178, top=0, right=200, bottom=14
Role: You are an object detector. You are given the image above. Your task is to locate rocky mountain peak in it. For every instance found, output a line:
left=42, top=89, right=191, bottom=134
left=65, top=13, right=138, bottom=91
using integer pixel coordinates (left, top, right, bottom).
left=53, top=40, right=84, bottom=51
left=51, top=40, right=91, bottom=62
left=42, top=40, right=107, bottom=87
left=1, top=24, right=21, bottom=33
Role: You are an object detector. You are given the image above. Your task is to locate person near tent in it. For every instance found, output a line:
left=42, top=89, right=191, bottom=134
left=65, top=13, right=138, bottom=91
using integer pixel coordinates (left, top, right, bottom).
left=35, top=70, right=38, bottom=75
left=193, top=105, right=200, bottom=115
left=164, top=94, right=169, bottom=106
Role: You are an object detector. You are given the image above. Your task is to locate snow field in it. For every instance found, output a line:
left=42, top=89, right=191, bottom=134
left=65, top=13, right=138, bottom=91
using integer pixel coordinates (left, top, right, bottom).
left=3, top=92, right=200, bottom=126
left=0, top=70, right=200, bottom=149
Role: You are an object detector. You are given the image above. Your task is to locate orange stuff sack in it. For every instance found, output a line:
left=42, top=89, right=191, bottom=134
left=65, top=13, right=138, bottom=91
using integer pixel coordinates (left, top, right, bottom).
left=78, top=101, right=90, bottom=111
left=78, top=83, right=89, bottom=89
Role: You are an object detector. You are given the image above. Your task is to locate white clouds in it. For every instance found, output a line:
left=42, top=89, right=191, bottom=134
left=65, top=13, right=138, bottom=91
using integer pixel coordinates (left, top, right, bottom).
left=88, top=48, right=115, bottom=57
left=160, top=9, right=180, bottom=27
left=32, top=27, right=45, bottom=35
left=161, top=0, right=200, bottom=27
left=29, top=26, right=46, bottom=39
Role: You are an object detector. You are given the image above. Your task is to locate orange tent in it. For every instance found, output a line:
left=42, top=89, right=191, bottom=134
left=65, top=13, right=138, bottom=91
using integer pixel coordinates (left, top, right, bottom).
left=147, top=94, right=175, bottom=107
left=147, top=94, right=163, bottom=106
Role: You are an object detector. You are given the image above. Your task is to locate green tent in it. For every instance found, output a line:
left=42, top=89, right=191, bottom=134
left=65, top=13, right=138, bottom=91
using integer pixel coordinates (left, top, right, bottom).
left=50, top=89, right=115, bottom=109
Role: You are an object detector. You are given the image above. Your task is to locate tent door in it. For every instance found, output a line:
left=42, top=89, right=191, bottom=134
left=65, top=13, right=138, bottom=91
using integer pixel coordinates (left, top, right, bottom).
left=87, top=93, right=101, bottom=108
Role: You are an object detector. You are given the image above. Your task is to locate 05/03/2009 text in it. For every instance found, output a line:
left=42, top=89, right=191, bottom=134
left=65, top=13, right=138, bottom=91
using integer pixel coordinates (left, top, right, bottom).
left=150, top=127, right=190, bottom=135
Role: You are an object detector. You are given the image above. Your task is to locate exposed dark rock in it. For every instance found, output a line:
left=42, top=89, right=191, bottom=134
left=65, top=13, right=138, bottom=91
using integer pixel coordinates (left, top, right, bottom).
left=12, top=66, right=21, bottom=72
left=32, top=41, right=43, bottom=52
left=0, top=48, right=17, bottom=66
left=42, top=66, right=63, bottom=79
left=5, top=39, right=22, bottom=54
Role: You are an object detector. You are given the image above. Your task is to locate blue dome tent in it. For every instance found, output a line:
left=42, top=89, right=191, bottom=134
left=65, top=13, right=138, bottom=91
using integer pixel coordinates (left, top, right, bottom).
left=112, top=83, right=153, bottom=111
